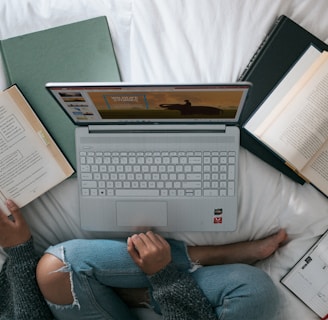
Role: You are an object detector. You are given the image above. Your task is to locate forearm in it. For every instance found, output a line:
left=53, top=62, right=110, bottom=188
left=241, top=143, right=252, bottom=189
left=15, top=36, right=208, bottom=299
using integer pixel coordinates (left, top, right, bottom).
left=148, top=264, right=217, bottom=320
left=3, top=239, right=52, bottom=320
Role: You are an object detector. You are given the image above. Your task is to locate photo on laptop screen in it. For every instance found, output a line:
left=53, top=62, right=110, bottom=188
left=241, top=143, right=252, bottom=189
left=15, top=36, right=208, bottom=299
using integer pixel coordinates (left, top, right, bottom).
left=46, top=83, right=250, bottom=124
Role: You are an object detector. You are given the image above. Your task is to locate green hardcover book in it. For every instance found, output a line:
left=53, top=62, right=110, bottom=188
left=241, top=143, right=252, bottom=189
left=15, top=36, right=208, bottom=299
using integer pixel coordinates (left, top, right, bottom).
left=0, top=16, right=121, bottom=168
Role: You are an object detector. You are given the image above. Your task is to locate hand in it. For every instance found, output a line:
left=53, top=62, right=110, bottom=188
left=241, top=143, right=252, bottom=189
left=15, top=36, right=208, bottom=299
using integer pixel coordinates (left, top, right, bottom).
left=127, top=231, right=171, bottom=275
left=0, top=200, right=31, bottom=248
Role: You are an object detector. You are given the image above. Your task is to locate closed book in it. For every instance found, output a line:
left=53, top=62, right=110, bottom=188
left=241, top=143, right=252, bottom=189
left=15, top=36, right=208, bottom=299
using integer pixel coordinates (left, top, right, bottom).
left=0, top=16, right=121, bottom=168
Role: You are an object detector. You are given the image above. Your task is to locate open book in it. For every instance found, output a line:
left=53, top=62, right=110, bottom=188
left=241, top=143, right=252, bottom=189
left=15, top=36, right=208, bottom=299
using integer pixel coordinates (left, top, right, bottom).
left=245, top=45, right=328, bottom=196
left=0, top=85, right=74, bottom=215
left=281, top=230, right=328, bottom=318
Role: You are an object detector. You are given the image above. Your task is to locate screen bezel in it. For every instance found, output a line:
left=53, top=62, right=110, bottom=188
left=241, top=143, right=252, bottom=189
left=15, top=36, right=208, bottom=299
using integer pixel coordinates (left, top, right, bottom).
left=46, top=82, right=252, bottom=126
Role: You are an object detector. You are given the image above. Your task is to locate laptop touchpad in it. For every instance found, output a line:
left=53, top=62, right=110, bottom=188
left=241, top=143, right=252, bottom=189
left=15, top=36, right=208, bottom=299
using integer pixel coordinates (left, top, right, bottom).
left=116, top=201, right=168, bottom=227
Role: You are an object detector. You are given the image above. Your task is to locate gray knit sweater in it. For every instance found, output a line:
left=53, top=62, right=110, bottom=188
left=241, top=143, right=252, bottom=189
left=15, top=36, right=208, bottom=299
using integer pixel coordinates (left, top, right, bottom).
left=149, top=264, right=217, bottom=320
left=0, top=239, right=217, bottom=320
left=0, top=239, right=52, bottom=320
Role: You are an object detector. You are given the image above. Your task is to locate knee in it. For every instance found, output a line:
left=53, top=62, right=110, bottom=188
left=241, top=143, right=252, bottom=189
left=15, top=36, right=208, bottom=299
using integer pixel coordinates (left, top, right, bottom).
left=237, top=265, right=280, bottom=316
left=36, top=253, right=74, bottom=305
left=244, top=265, right=278, bottom=297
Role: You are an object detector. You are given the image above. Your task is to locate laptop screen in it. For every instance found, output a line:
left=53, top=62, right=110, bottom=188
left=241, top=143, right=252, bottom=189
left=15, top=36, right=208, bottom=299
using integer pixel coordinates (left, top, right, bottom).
left=46, top=82, right=251, bottom=125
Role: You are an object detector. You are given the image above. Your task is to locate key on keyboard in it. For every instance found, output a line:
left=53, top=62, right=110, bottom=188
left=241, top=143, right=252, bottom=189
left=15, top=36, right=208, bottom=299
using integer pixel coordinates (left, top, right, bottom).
left=79, top=150, right=236, bottom=197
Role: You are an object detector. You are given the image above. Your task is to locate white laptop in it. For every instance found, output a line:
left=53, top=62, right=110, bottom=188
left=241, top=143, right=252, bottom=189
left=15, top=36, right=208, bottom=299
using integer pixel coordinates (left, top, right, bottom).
left=46, top=82, right=251, bottom=232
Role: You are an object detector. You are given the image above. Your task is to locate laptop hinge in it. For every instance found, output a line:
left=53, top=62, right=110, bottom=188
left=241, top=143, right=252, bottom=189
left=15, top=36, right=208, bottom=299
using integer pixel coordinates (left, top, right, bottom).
left=88, top=124, right=226, bottom=133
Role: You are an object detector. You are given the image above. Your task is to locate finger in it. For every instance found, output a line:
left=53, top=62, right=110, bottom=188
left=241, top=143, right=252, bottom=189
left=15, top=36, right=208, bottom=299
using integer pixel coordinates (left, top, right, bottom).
left=0, top=208, right=9, bottom=223
left=145, top=230, right=157, bottom=242
left=146, top=231, right=169, bottom=248
left=140, top=231, right=163, bottom=245
left=145, top=232, right=162, bottom=248
left=127, top=237, right=142, bottom=265
left=129, top=234, right=148, bottom=253
left=0, top=201, right=12, bottom=217
left=134, top=233, right=151, bottom=249
left=6, top=200, right=23, bottom=223
left=0, top=202, right=14, bottom=225
left=154, top=233, right=170, bottom=248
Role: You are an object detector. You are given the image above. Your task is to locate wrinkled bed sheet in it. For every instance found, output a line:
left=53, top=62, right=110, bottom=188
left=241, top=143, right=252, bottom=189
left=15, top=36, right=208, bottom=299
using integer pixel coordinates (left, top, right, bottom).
left=1, top=1, right=328, bottom=319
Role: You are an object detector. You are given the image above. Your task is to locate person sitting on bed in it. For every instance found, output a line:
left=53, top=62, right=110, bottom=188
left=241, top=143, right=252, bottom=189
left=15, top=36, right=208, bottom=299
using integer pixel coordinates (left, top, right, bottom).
left=0, top=199, right=287, bottom=320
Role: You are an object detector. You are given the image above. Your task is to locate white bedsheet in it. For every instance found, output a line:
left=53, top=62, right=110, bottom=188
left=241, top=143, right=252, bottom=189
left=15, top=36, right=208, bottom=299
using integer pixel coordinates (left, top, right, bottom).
left=1, top=1, right=328, bottom=319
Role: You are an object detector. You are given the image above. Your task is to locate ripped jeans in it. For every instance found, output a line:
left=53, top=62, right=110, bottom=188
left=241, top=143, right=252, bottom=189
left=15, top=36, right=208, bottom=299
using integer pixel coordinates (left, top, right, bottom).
left=45, top=238, right=279, bottom=320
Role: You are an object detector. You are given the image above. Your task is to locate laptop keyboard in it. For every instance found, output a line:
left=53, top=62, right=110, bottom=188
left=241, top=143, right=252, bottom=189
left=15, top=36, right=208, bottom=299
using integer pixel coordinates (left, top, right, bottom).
left=79, top=150, right=236, bottom=197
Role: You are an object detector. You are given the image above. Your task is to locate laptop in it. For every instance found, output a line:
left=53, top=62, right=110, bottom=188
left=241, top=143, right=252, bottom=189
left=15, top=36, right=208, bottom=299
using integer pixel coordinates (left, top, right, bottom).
left=46, top=82, right=251, bottom=232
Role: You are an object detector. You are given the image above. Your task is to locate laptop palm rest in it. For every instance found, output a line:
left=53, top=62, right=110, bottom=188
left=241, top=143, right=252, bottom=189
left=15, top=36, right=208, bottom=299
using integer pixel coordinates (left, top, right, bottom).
left=116, top=201, right=168, bottom=227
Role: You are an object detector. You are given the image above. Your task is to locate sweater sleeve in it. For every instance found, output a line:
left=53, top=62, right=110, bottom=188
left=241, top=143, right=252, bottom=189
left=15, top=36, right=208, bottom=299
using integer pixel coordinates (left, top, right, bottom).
left=0, top=239, right=52, bottom=320
left=148, top=263, right=217, bottom=320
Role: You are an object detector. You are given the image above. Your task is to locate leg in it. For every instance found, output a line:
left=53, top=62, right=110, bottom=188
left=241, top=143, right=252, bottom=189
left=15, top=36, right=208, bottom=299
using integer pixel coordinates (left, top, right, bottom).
left=192, top=264, right=279, bottom=320
left=37, top=253, right=73, bottom=305
left=37, top=238, right=190, bottom=319
left=37, top=240, right=138, bottom=320
left=184, top=230, right=285, bottom=319
left=187, top=229, right=287, bottom=265
left=37, top=231, right=284, bottom=319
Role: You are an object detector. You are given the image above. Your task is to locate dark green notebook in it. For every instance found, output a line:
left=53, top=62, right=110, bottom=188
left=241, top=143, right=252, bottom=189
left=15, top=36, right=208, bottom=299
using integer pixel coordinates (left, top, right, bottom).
left=0, top=16, right=121, bottom=168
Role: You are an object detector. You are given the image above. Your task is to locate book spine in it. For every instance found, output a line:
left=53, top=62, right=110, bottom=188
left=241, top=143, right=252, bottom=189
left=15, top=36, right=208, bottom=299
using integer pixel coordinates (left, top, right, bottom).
left=238, top=15, right=287, bottom=81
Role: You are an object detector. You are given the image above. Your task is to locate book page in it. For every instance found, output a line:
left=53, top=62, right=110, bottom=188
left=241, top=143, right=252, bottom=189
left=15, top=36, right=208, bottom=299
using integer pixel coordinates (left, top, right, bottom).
left=0, top=87, right=73, bottom=210
left=302, top=141, right=328, bottom=196
left=281, top=232, right=328, bottom=318
left=245, top=45, right=322, bottom=133
left=256, top=52, right=328, bottom=171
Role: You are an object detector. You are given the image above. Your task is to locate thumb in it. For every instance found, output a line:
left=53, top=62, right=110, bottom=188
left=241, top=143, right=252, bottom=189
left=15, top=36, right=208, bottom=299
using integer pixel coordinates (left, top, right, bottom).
left=127, top=237, right=141, bottom=265
left=6, top=200, right=22, bottom=221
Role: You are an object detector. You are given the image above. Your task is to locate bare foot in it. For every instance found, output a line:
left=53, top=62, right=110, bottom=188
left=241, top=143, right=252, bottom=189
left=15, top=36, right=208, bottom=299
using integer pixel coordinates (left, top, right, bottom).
left=251, top=229, right=288, bottom=261
left=188, top=229, right=288, bottom=266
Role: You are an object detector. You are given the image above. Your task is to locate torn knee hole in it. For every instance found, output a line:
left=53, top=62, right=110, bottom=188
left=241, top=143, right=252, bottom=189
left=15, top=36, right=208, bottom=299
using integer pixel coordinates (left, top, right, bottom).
left=37, top=251, right=76, bottom=306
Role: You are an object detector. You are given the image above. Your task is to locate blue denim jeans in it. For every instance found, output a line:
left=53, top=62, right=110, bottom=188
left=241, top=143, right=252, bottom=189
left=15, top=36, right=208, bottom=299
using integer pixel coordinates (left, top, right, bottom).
left=45, top=238, right=279, bottom=320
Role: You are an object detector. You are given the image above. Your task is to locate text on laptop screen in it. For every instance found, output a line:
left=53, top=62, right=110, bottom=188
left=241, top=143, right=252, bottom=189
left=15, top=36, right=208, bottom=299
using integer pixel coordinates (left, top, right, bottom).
left=48, top=84, right=250, bottom=124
